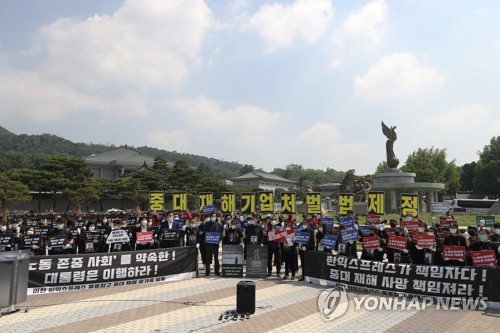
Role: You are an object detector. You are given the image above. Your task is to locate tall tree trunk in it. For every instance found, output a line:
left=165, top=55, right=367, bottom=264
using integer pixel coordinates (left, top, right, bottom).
left=75, top=203, right=82, bottom=217
left=1, top=204, right=7, bottom=223
left=135, top=204, right=141, bottom=220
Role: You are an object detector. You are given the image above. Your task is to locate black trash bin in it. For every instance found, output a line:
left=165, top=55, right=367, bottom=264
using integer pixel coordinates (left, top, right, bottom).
left=0, top=250, right=31, bottom=316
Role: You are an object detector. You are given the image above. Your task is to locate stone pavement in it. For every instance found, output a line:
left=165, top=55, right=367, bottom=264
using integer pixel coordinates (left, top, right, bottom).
left=1, top=257, right=499, bottom=333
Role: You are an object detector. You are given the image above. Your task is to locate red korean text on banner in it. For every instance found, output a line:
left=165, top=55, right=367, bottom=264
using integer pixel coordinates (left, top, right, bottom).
left=471, top=250, right=497, bottom=266
left=442, top=245, right=465, bottom=261
left=362, top=236, right=380, bottom=250
left=268, top=230, right=294, bottom=242
left=136, top=231, right=154, bottom=244
left=416, top=233, right=435, bottom=249
left=387, top=235, right=407, bottom=250
left=400, top=221, right=419, bottom=232
left=365, top=214, right=381, bottom=225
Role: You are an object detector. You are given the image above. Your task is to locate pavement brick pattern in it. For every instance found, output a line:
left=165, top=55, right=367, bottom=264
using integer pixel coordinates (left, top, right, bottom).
left=2, top=261, right=499, bottom=332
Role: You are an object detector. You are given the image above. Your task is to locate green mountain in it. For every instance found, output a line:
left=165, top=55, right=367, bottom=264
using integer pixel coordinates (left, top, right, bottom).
left=0, top=126, right=243, bottom=177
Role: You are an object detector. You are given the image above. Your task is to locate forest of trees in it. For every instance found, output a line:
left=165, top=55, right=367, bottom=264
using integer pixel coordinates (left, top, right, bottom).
left=0, top=125, right=498, bottom=218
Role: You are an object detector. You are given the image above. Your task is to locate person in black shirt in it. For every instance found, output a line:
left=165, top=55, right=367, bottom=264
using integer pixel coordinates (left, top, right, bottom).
left=223, top=220, right=243, bottom=245
left=47, top=217, right=73, bottom=255
left=204, top=213, right=222, bottom=276
left=443, top=223, right=467, bottom=266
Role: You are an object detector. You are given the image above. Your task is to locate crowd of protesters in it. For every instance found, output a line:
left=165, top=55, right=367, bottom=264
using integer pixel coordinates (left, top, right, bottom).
left=1, top=210, right=499, bottom=280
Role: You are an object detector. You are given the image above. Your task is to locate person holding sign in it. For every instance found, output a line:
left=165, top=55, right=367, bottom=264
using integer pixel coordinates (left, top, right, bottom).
left=297, top=221, right=314, bottom=281
left=204, top=212, right=222, bottom=276
left=244, top=215, right=263, bottom=260
left=134, top=218, right=156, bottom=250
left=223, top=220, right=243, bottom=245
left=184, top=218, right=200, bottom=247
left=265, top=217, right=282, bottom=278
left=470, top=229, right=498, bottom=261
left=360, top=226, right=385, bottom=262
left=159, top=211, right=181, bottom=248
left=443, top=223, right=467, bottom=266
left=282, top=220, right=298, bottom=280
left=335, top=225, right=358, bottom=258
left=47, top=217, right=73, bottom=255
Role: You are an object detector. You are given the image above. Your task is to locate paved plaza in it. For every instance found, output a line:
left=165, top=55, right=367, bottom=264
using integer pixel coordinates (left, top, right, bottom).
left=2, top=265, right=499, bottom=333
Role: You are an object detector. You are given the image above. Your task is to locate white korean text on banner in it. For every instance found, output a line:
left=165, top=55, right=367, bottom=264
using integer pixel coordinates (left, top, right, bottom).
left=28, top=247, right=198, bottom=295
left=222, top=244, right=244, bottom=277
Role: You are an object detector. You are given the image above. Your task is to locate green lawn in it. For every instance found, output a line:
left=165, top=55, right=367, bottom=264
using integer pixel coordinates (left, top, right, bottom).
left=365, top=213, right=498, bottom=228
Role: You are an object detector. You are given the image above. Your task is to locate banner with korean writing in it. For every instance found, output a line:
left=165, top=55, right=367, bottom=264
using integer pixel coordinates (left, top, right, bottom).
left=204, top=232, right=221, bottom=245
left=136, top=232, right=154, bottom=244
left=368, top=191, right=385, bottom=215
left=220, top=192, right=235, bottom=213
left=280, top=192, right=296, bottom=214
left=471, top=250, right=497, bottom=266
left=387, top=235, right=407, bottom=250
left=340, top=229, right=360, bottom=243
left=322, top=217, right=334, bottom=231
left=149, top=191, right=164, bottom=211
left=267, top=230, right=294, bottom=242
left=295, top=232, right=311, bottom=245
left=304, top=251, right=500, bottom=303
left=416, top=233, right=435, bottom=249
left=241, top=193, right=256, bottom=214
left=362, top=236, right=380, bottom=250
left=306, top=193, right=321, bottom=215
left=28, top=246, right=197, bottom=295
left=439, top=219, right=456, bottom=229
left=365, top=214, right=381, bottom=225
left=222, top=244, right=244, bottom=277
left=338, top=193, right=354, bottom=215
left=443, top=245, right=466, bottom=261
left=401, top=193, right=419, bottom=217
left=400, top=220, right=419, bottom=232
left=339, top=217, right=354, bottom=230
left=321, top=235, right=337, bottom=249
left=173, top=192, right=187, bottom=211
left=199, top=192, right=213, bottom=212
left=476, top=216, right=495, bottom=228
left=259, top=191, right=274, bottom=213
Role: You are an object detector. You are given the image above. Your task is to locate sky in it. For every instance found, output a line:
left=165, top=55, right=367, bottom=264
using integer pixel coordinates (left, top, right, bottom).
left=1, top=0, right=499, bottom=175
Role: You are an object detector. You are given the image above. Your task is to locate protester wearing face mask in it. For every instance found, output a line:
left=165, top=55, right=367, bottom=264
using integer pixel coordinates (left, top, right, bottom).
left=185, top=218, right=200, bottom=247
left=159, top=211, right=181, bottom=248
left=314, top=222, right=325, bottom=252
left=297, top=221, right=315, bottom=281
left=204, top=212, right=223, bottom=276
left=244, top=215, right=264, bottom=261
left=223, top=220, right=243, bottom=245
left=361, top=226, right=386, bottom=262
left=47, top=217, right=74, bottom=255
left=264, top=217, right=282, bottom=278
left=443, top=223, right=467, bottom=266
left=470, top=229, right=496, bottom=251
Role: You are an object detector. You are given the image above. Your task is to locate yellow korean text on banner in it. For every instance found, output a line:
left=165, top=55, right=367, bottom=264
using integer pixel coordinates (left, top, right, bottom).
left=368, top=191, right=385, bottom=215
left=259, top=191, right=274, bottom=213
left=338, top=193, right=354, bottom=215
left=306, top=193, right=322, bottom=215
left=173, top=192, right=187, bottom=212
left=199, top=192, right=213, bottom=212
left=241, top=193, right=256, bottom=214
left=149, top=191, right=164, bottom=211
left=401, top=193, right=419, bottom=217
left=281, top=192, right=296, bottom=215
left=221, top=192, right=236, bottom=213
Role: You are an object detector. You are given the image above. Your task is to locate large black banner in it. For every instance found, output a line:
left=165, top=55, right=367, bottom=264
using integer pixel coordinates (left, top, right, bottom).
left=305, top=251, right=500, bottom=304
left=28, top=246, right=198, bottom=294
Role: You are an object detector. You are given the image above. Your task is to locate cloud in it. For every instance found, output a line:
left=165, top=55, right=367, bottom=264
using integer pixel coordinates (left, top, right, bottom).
left=425, top=104, right=489, bottom=130
left=336, top=0, right=389, bottom=51
left=146, top=130, right=191, bottom=152
left=169, top=96, right=281, bottom=145
left=0, top=0, right=215, bottom=122
left=354, top=52, right=445, bottom=103
left=297, top=122, right=340, bottom=144
left=242, top=0, right=334, bottom=52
